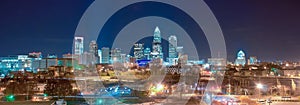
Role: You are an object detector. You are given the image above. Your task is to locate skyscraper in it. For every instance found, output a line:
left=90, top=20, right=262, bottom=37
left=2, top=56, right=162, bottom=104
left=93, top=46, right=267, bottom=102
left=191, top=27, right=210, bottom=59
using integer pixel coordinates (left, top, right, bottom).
left=151, top=26, right=163, bottom=59
left=89, top=40, right=99, bottom=63
left=168, top=36, right=177, bottom=57
left=235, top=50, right=246, bottom=66
left=89, top=40, right=98, bottom=56
left=248, top=56, right=258, bottom=65
left=74, top=37, right=84, bottom=55
left=101, top=47, right=110, bottom=64
left=168, top=35, right=178, bottom=65
left=134, top=43, right=144, bottom=60
left=110, top=48, right=121, bottom=63
left=144, top=47, right=151, bottom=60
left=98, top=49, right=102, bottom=63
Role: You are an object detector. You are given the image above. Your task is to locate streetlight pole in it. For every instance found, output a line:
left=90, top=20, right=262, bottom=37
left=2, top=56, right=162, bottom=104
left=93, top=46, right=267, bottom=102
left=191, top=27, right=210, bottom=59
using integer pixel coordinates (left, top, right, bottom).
left=256, top=83, right=263, bottom=100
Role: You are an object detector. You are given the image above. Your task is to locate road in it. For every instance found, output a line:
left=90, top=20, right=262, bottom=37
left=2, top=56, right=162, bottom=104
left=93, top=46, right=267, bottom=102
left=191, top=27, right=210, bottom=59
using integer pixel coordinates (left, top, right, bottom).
left=270, top=102, right=300, bottom=105
left=0, top=101, right=53, bottom=105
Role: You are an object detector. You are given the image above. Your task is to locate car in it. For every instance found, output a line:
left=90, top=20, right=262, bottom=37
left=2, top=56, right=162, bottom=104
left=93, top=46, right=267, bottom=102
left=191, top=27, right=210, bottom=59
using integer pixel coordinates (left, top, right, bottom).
left=51, top=99, right=67, bottom=105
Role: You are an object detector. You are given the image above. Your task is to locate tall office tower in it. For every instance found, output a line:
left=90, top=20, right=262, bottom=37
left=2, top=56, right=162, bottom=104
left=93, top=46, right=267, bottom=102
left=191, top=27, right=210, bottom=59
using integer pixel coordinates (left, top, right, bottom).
left=151, top=26, right=163, bottom=59
left=120, top=54, right=126, bottom=63
left=176, top=46, right=184, bottom=57
left=74, top=37, right=84, bottom=55
left=134, top=43, right=144, bottom=60
left=89, top=40, right=99, bottom=63
left=168, top=35, right=178, bottom=62
left=98, top=49, right=102, bottom=63
left=235, top=50, right=246, bottom=66
left=101, top=47, right=110, bottom=64
left=169, top=36, right=177, bottom=58
left=89, top=40, right=98, bottom=56
left=144, top=47, right=151, bottom=60
left=110, top=48, right=122, bottom=63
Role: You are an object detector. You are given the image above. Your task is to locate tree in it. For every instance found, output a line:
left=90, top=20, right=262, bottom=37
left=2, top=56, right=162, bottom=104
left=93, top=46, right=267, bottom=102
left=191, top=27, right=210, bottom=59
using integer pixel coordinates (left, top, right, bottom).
left=44, top=79, right=74, bottom=98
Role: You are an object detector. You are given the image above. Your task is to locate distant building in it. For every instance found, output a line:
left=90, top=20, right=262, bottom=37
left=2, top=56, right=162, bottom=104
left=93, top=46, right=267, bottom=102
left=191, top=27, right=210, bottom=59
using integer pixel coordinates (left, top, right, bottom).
left=89, top=40, right=99, bottom=63
left=168, top=35, right=178, bottom=65
left=208, top=58, right=227, bottom=70
left=178, top=54, right=188, bottom=65
left=144, top=47, right=151, bottom=60
left=235, top=50, right=246, bottom=66
left=110, top=48, right=121, bottom=63
left=28, top=52, right=42, bottom=58
left=101, top=47, right=110, bottom=64
left=79, top=52, right=96, bottom=65
left=151, top=26, right=163, bottom=59
left=89, top=41, right=98, bottom=55
left=74, top=37, right=84, bottom=55
left=133, top=43, right=144, bottom=60
left=98, top=49, right=102, bottom=63
left=248, top=56, right=258, bottom=65
left=176, top=46, right=184, bottom=57
left=120, top=54, right=126, bottom=63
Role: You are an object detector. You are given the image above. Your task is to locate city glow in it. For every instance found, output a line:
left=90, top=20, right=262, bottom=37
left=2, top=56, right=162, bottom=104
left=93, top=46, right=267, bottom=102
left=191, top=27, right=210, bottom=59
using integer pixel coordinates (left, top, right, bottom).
left=256, top=83, right=263, bottom=89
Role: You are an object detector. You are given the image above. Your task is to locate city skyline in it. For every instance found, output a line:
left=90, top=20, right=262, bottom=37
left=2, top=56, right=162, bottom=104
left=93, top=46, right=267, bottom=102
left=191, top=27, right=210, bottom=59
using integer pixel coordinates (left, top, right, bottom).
left=1, top=0, right=300, bottom=62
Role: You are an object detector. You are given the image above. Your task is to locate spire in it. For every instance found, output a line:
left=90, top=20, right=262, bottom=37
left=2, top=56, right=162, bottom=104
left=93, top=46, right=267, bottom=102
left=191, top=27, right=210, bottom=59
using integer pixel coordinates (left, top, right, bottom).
left=154, top=26, right=160, bottom=33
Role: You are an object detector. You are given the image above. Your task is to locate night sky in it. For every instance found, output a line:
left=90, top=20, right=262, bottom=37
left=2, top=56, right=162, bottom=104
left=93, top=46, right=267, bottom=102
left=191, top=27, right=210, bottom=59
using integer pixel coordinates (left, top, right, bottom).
left=0, top=0, right=300, bottom=62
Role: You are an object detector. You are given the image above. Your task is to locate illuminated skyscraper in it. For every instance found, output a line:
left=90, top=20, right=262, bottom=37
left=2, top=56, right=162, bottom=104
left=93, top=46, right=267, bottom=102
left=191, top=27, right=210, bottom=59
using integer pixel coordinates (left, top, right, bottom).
left=235, top=50, right=246, bottom=66
left=74, top=37, right=84, bottom=55
left=89, top=40, right=98, bottom=56
left=101, top=47, right=110, bottom=64
left=168, top=35, right=178, bottom=60
left=248, top=56, right=258, bottom=65
left=111, top=48, right=122, bottom=63
left=151, top=26, right=163, bottom=59
left=134, top=43, right=144, bottom=60
left=98, top=49, right=102, bottom=63
left=144, top=47, right=151, bottom=60
left=89, top=40, right=99, bottom=63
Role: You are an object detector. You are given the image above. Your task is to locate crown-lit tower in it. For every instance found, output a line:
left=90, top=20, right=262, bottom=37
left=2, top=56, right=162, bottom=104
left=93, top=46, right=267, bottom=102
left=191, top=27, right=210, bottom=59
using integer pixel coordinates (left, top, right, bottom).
left=151, top=26, right=163, bottom=59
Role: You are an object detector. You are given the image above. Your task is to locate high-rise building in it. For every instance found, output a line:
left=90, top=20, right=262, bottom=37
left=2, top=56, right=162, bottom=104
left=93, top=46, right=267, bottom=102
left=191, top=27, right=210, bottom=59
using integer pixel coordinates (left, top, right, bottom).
left=98, top=49, right=102, bottom=63
left=79, top=51, right=96, bottom=65
left=151, top=26, right=163, bottom=59
left=144, top=47, right=151, bottom=60
left=74, top=37, right=84, bottom=55
left=176, top=46, right=184, bottom=57
left=208, top=58, right=227, bottom=70
left=89, top=40, right=98, bottom=56
left=168, top=35, right=178, bottom=64
left=110, top=48, right=121, bottom=63
left=89, top=40, right=99, bottom=63
left=101, top=47, right=110, bottom=64
left=134, top=43, right=144, bottom=60
left=248, top=56, right=258, bottom=65
left=120, top=54, right=126, bottom=63
left=235, top=50, right=246, bottom=66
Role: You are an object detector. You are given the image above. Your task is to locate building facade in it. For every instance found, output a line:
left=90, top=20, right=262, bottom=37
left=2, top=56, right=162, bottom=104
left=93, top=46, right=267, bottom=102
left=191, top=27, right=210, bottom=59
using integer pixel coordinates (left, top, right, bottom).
left=74, top=37, right=84, bottom=55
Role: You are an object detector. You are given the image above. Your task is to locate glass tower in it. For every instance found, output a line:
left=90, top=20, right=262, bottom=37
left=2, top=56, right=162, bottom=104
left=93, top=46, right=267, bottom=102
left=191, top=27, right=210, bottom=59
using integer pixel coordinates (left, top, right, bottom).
left=168, top=35, right=178, bottom=58
left=235, top=50, right=246, bottom=66
left=101, top=47, right=110, bottom=64
left=134, top=43, right=144, bottom=60
left=151, top=26, right=163, bottom=59
left=74, top=37, right=84, bottom=55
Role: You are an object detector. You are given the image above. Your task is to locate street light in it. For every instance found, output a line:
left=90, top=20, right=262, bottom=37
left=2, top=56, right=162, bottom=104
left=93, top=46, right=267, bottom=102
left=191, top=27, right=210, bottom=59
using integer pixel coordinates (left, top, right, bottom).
left=256, top=83, right=263, bottom=89
left=256, top=83, right=263, bottom=102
